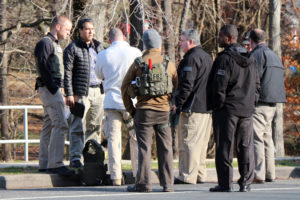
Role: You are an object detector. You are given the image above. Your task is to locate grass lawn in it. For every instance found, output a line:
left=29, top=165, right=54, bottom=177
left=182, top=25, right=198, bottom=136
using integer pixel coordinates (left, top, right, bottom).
left=0, top=159, right=299, bottom=174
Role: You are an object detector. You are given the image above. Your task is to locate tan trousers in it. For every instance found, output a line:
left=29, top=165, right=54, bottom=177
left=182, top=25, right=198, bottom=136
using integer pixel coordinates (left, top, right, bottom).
left=177, top=112, right=212, bottom=184
left=272, top=103, right=285, bottom=157
left=253, top=103, right=277, bottom=180
left=38, top=87, right=68, bottom=169
left=104, top=110, right=138, bottom=180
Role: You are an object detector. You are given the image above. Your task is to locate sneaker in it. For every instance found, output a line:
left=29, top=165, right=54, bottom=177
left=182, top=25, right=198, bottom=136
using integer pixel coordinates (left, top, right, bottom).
left=112, top=179, right=122, bottom=186
left=69, top=160, right=83, bottom=168
left=239, top=184, right=251, bottom=192
left=127, top=185, right=152, bottom=192
left=265, top=178, right=275, bottom=182
left=252, top=178, right=265, bottom=184
left=197, top=180, right=205, bottom=184
left=174, top=178, right=191, bottom=184
left=38, top=169, right=47, bottom=173
left=209, top=185, right=233, bottom=192
left=47, top=166, right=75, bottom=176
left=163, top=186, right=174, bottom=192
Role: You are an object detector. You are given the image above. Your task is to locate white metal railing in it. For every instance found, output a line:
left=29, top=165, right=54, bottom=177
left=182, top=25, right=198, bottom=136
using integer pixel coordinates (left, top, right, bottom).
left=0, top=105, right=69, bottom=162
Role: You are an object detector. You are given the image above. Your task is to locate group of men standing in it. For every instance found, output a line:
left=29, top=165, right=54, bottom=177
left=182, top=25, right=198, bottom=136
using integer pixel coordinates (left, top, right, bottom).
left=172, top=25, right=285, bottom=193
left=34, top=15, right=286, bottom=193
left=35, top=16, right=140, bottom=184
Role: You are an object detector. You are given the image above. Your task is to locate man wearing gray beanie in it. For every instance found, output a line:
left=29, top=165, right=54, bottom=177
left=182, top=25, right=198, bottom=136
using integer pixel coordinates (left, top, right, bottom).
left=122, top=28, right=178, bottom=192
left=142, top=29, right=162, bottom=49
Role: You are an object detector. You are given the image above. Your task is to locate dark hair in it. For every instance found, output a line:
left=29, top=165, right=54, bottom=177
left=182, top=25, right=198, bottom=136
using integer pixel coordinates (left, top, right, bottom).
left=78, top=18, right=93, bottom=30
left=249, top=29, right=266, bottom=44
left=50, top=15, right=70, bottom=29
left=220, top=24, right=238, bottom=41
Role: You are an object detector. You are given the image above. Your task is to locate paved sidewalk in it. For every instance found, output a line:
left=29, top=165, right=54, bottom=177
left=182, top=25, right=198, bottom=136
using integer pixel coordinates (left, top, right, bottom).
left=0, top=158, right=299, bottom=189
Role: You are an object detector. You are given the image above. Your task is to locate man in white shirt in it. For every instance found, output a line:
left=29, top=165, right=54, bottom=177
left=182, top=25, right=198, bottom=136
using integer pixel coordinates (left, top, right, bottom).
left=95, top=28, right=142, bottom=186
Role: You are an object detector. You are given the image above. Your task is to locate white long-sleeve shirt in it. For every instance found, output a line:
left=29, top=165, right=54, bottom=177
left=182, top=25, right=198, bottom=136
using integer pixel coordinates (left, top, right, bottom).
left=95, top=40, right=142, bottom=110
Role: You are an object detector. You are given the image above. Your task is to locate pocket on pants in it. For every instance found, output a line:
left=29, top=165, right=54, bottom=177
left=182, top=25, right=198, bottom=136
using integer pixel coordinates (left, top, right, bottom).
left=181, top=115, right=198, bottom=145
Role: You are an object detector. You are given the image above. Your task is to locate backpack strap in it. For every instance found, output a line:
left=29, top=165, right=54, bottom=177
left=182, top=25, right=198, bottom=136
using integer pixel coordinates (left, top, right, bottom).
left=135, top=57, right=145, bottom=67
left=163, top=56, right=170, bottom=72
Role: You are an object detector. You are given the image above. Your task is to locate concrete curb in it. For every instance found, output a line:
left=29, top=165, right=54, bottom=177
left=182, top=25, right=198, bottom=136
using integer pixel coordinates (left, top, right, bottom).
left=1, top=167, right=299, bottom=189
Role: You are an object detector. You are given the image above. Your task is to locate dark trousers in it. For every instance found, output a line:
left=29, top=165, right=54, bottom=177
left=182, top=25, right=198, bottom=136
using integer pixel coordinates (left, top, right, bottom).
left=212, top=108, right=254, bottom=188
left=134, top=109, right=174, bottom=190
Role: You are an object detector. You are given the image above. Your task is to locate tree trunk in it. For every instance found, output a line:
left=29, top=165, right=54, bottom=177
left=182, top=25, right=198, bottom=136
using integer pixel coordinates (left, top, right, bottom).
left=0, top=0, right=12, bottom=161
left=177, top=0, right=191, bottom=58
left=178, top=0, right=191, bottom=35
left=87, top=0, right=107, bottom=43
left=214, top=0, right=221, bottom=55
left=269, top=0, right=281, bottom=56
left=53, top=0, right=69, bottom=16
left=162, top=0, right=175, bottom=62
left=269, top=0, right=284, bottom=157
left=256, top=0, right=263, bottom=28
left=272, top=103, right=285, bottom=157
left=129, top=0, right=144, bottom=50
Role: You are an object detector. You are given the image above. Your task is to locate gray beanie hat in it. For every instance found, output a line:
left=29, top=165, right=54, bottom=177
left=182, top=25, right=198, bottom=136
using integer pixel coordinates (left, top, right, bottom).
left=142, top=29, right=162, bottom=49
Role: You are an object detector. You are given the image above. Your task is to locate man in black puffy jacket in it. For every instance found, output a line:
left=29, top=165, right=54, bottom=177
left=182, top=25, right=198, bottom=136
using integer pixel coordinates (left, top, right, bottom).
left=208, top=25, right=260, bottom=192
left=64, top=18, right=104, bottom=168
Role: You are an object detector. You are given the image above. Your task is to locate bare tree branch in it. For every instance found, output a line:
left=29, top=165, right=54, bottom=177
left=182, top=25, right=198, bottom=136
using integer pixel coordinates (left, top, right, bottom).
left=0, top=18, right=52, bottom=35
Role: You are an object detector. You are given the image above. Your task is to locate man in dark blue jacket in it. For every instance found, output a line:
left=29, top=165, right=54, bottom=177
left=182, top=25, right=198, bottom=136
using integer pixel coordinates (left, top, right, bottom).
left=64, top=18, right=104, bottom=168
left=209, top=24, right=260, bottom=192
left=173, top=29, right=213, bottom=184
left=249, top=29, right=286, bottom=183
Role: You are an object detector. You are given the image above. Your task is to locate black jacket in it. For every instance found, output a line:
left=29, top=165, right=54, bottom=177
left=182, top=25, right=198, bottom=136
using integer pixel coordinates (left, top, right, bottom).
left=34, top=33, right=62, bottom=94
left=250, top=43, right=286, bottom=103
left=208, top=43, right=260, bottom=117
left=175, top=45, right=213, bottom=113
left=64, top=38, right=103, bottom=96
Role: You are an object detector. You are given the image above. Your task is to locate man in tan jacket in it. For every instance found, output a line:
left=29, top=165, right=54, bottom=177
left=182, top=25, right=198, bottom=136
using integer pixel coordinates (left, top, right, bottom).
left=121, top=29, right=177, bottom=192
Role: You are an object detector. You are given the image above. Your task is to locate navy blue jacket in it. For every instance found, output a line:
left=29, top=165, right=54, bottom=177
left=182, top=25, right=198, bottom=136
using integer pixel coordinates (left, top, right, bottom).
left=175, top=45, right=213, bottom=113
left=250, top=43, right=286, bottom=103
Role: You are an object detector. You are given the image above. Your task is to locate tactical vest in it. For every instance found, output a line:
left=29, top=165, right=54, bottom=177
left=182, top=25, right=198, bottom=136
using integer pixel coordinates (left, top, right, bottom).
left=37, top=36, right=64, bottom=79
left=129, top=56, right=173, bottom=98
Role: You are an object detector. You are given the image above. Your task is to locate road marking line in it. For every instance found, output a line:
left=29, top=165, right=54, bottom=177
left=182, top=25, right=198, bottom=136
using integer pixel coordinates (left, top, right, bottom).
left=0, top=191, right=191, bottom=200
left=252, top=187, right=300, bottom=191
left=2, top=187, right=300, bottom=200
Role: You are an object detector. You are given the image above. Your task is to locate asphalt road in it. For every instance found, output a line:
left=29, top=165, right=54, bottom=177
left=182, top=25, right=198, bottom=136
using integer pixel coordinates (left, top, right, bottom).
left=0, top=179, right=300, bottom=200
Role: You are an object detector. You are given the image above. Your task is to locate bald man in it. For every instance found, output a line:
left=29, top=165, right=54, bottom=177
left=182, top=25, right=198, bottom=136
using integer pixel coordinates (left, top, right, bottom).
left=249, top=29, right=286, bottom=183
left=35, top=16, right=74, bottom=175
left=95, top=28, right=142, bottom=186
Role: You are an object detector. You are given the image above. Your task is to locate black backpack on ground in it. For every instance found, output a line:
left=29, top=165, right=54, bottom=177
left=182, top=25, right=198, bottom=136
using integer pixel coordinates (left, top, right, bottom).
left=78, top=139, right=108, bottom=186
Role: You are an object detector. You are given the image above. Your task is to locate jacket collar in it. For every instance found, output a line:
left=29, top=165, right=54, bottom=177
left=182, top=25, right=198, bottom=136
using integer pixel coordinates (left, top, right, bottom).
left=184, top=45, right=202, bottom=58
left=46, top=32, right=58, bottom=43
left=77, top=38, right=103, bottom=52
left=253, top=43, right=268, bottom=51
left=143, top=48, right=161, bottom=56
left=111, top=40, right=129, bottom=46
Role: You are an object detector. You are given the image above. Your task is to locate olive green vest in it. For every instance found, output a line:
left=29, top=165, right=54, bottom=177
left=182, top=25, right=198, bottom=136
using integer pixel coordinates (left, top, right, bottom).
left=37, top=36, right=64, bottom=79
left=128, top=56, right=173, bottom=98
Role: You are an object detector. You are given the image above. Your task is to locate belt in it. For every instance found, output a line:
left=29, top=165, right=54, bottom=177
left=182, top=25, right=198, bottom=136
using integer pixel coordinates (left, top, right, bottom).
left=89, top=85, right=100, bottom=88
left=258, top=102, right=277, bottom=107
